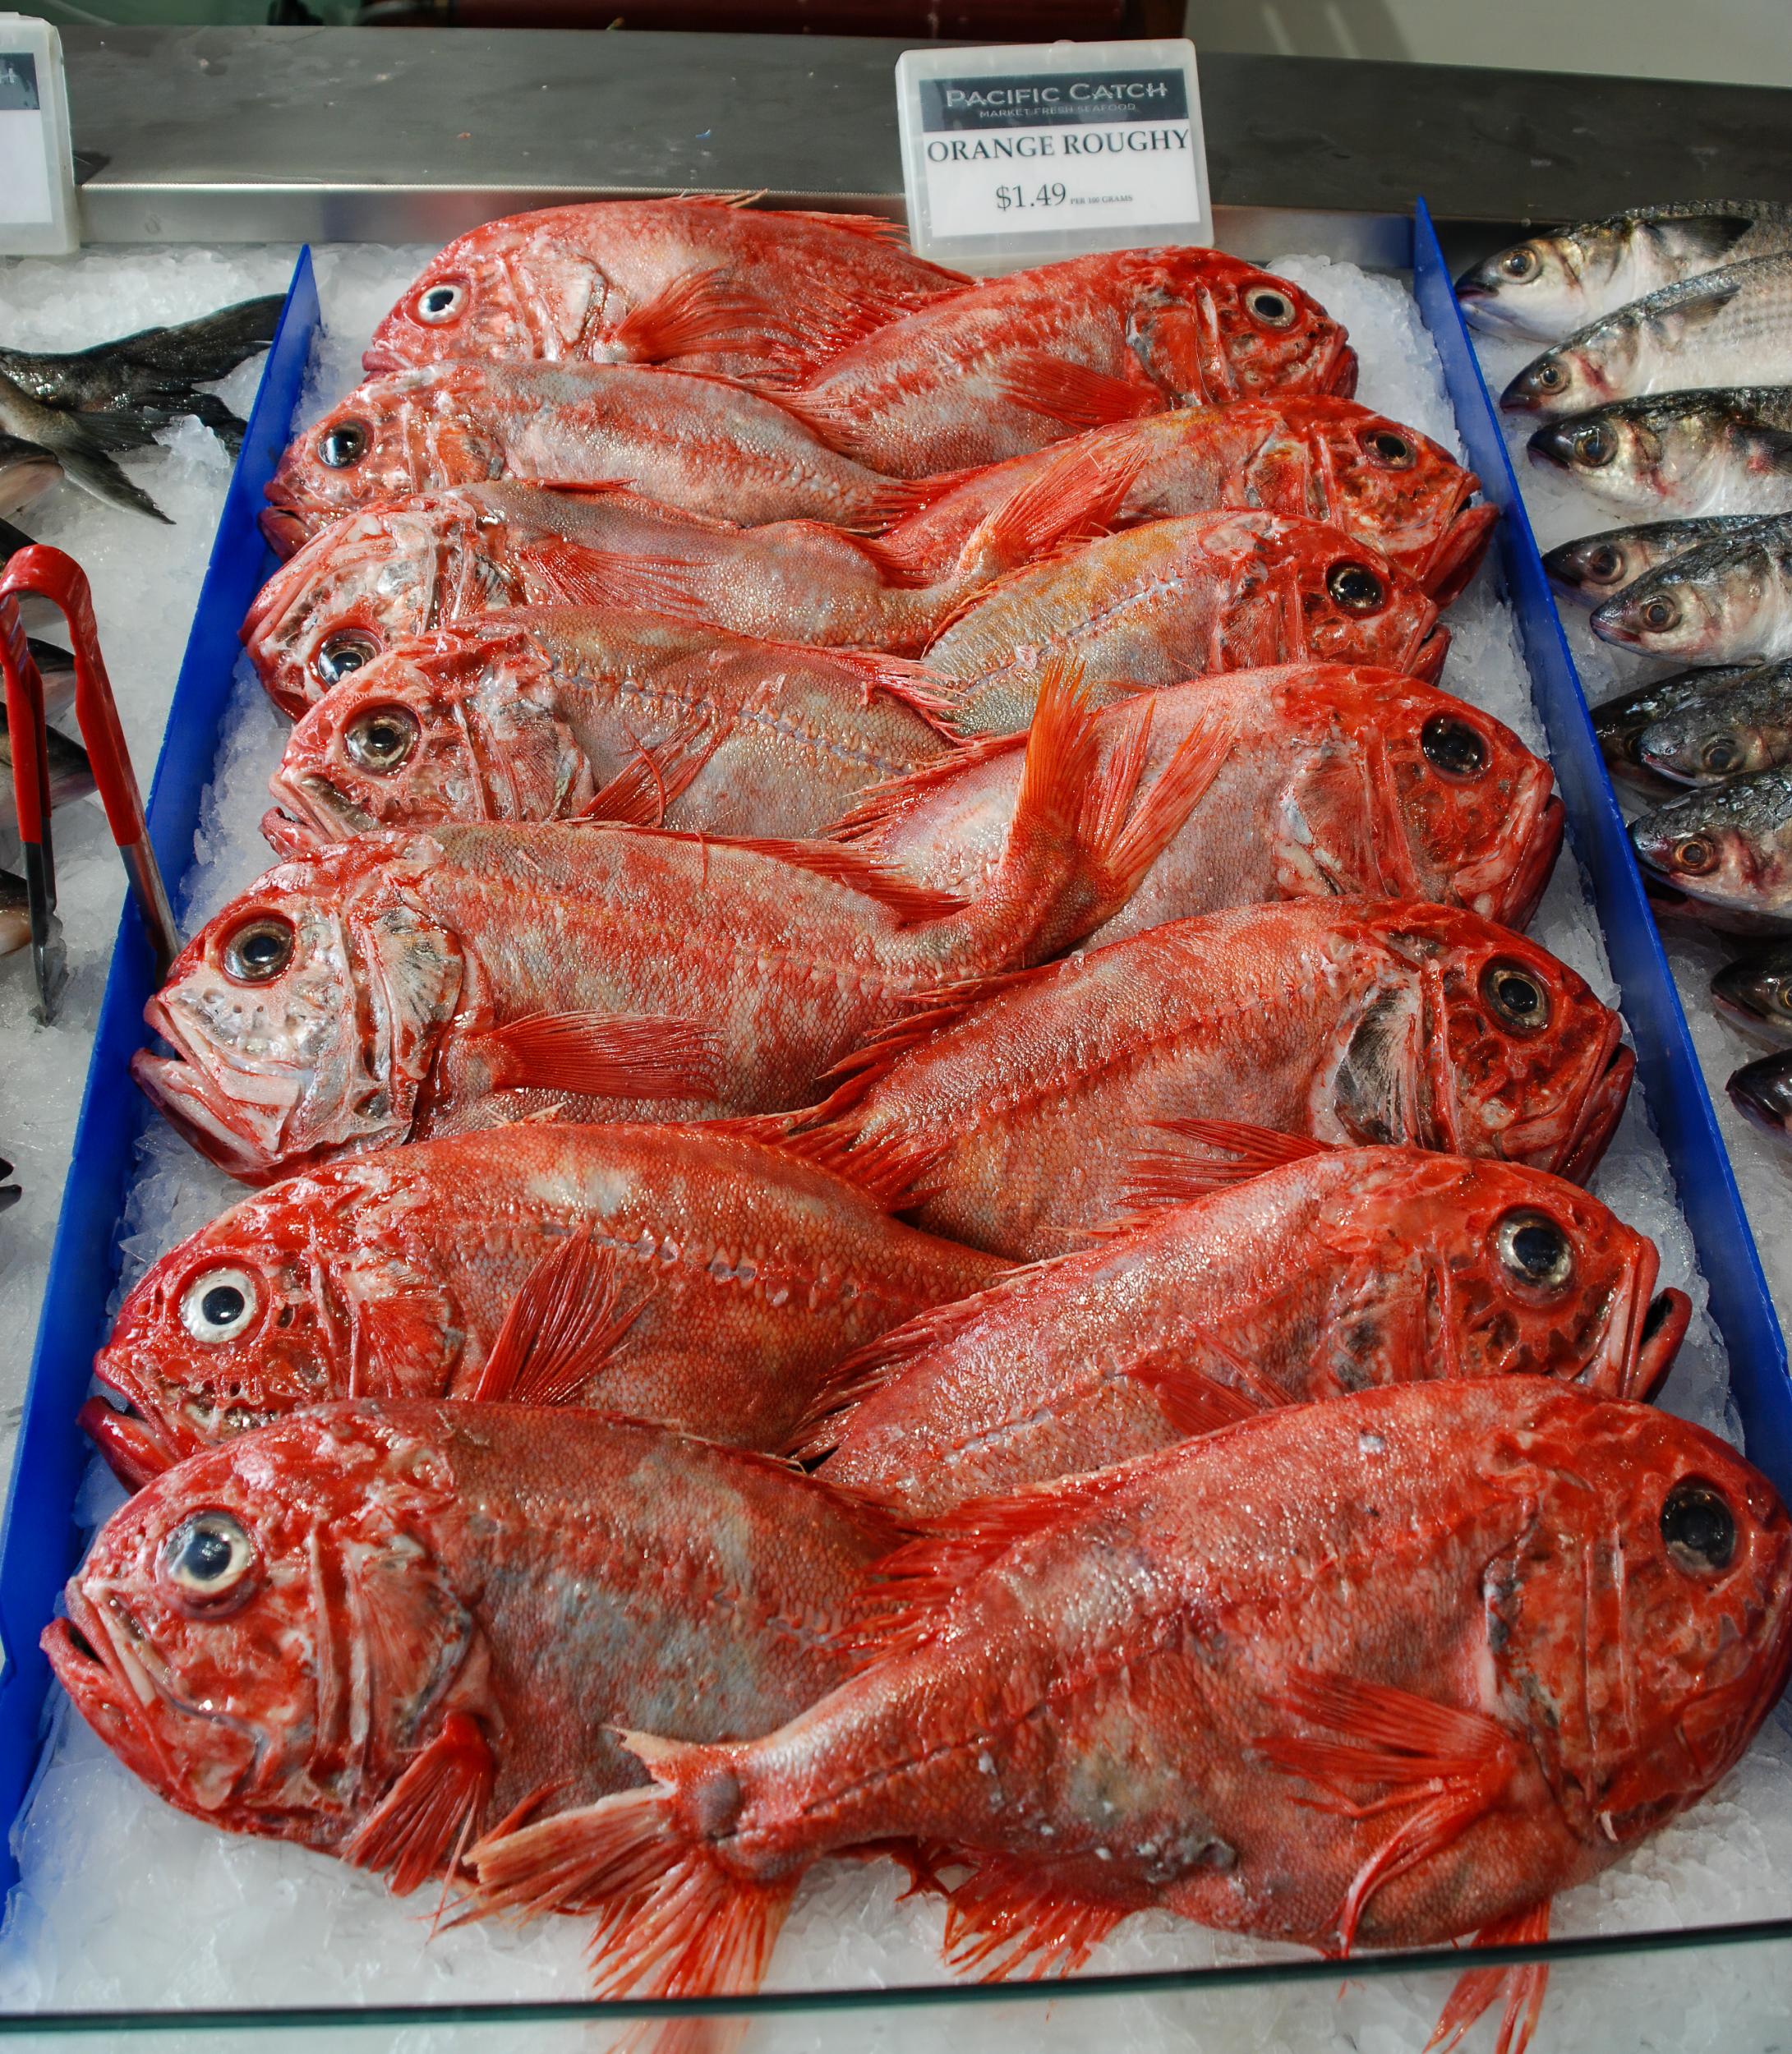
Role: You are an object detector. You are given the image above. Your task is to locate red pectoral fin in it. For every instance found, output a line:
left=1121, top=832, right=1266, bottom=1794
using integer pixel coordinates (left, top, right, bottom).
left=603, top=266, right=773, bottom=363
left=963, top=432, right=1148, bottom=576
left=944, top=1856, right=1126, bottom=1982
left=509, top=539, right=708, bottom=619
left=343, top=1711, right=495, bottom=1897
left=1121, top=1119, right=1336, bottom=1210
left=468, top=1229, right=641, bottom=1407
left=480, top=1011, right=720, bottom=1101
left=1125, top=1353, right=1269, bottom=1436
left=579, top=722, right=722, bottom=827
left=1426, top=1900, right=1551, bottom=2054
left=996, top=355, right=1161, bottom=432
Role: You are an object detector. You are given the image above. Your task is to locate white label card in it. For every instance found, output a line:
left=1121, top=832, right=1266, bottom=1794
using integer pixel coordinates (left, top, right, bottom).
left=896, top=40, right=1210, bottom=271
left=0, top=50, right=51, bottom=226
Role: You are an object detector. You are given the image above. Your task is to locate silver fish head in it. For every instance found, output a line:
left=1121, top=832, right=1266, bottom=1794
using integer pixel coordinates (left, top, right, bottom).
left=1543, top=520, right=1761, bottom=606
left=132, top=838, right=463, bottom=1181
left=1730, top=1048, right=1792, bottom=1139
left=1456, top=229, right=1610, bottom=341
left=1503, top=321, right=1640, bottom=419
left=1589, top=668, right=1757, bottom=785
left=1712, top=944, right=1792, bottom=1047
left=1592, top=523, right=1792, bottom=666
left=1635, top=667, right=1792, bottom=785
left=1628, top=771, right=1792, bottom=923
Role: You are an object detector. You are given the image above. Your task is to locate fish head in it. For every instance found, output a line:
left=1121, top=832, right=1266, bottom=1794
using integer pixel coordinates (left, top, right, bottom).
left=1591, top=539, right=1786, bottom=665
left=1628, top=773, right=1792, bottom=922
left=1455, top=229, right=1609, bottom=340
left=131, top=840, right=463, bottom=1182
left=1730, top=1048, right=1792, bottom=1137
left=269, top=627, right=590, bottom=840
left=1527, top=398, right=1745, bottom=516
left=1502, top=320, right=1637, bottom=419
left=44, top=1407, right=487, bottom=1850
left=264, top=372, right=500, bottom=543
left=242, top=494, right=509, bottom=718
left=1489, top=1396, right=1792, bottom=1844
left=1711, top=946, right=1792, bottom=1046
left=1131, top=253, right=1355, bottom=403
left=1266, top=519, right=1448, bottom=679
left=1543, top=526, right=1684, bottom=606
left=1635, top=689, right=1786, bottom=785
left=364, top=224, right=608, bottom=373
left=1362, top=903, right=1632, bottom=1181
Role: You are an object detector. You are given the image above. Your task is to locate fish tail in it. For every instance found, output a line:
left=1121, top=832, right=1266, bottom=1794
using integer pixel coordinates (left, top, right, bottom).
left=100, top=294, right=285, bottom=382
left=468, top=1736, right=796, bottom=2010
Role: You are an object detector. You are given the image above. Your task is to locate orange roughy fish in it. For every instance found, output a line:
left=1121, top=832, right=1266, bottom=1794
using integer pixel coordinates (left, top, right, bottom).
left=797, top=898, right=1633, bottom=1260
left=361, top=196, right=969, bottom=388
left=239, top=476, right=1115, bottom=718
left=260, top=361, right=961, bottom=555
left=808, top=1134, right=1691, bottom=1513
left=134, top=675, right=1207, bottom=1182
left=84, top=1120, right=1003, bottom=1488
left=836, top=666, right=1563, bottom=940
left=778, top=247, right=1357, bottom=475
left=923, top=509, right=1447, bottom=736
left=878, top=398, right=1495, bottom=601
left=465, top=1380, right=1792, bottom=2054
left=262, top=609, right=955, bottom=849
left=44, top=1403, right=897, bottom=1893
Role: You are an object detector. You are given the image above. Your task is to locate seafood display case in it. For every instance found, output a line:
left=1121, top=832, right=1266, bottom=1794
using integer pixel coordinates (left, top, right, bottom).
left=2, top=32, right=1791, bottom=2042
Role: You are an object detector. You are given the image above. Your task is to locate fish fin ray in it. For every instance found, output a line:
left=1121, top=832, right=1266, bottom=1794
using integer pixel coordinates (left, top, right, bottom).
left=1121, top=1120, right=1337, bottom=1209
left=604, top=268, right=777, bottom=365
left=468, top=1228, right=641, bottom=1407
left=509, top=538, right=707, bottom=619
left=579, top=722, right=722, bottom=827
left=995, top=354, right=1160, bottom=432
left=343, top=1711, right=495, bottom=1898
left=481, top=1011, right=720, bottom=1100
left=1125, top=1353, right=1269, bottom=1435
left=944, top=1858, right=1127, bottom=1981
left=1080, top=699, right=1238, bottom=917
left=704, top=834, right=969, bottom=923
left=960, top=431, right=1147, bottom=578
left=1425, top=1900, right=1551, bottom=2054
left=760, top=1121, right=952, bottom=1213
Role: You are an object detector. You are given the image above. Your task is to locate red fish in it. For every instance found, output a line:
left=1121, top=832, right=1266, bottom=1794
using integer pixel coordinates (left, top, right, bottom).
left=134, top=675, right=1205, bottom=1182
left=808, top=1135, right=1690, bottom=1513
left=362, top=197, right=968, bottom=387
left=878, top=398, right=1495, bottom=601
left=922, top=510, right=1447, bottom=735
left=779, top=248, right=1357, bottom=475
left=465, top=1379, right=1792, bottom=2054
left=798, top=898, right=1633, bottom=1260
left=264, top=610, right=955, bottom=848
left=260, top=361, right=959, bottom=556
left=44, top=1402, right=896, bottom=1895
left=836, top=666, right=1563, bottom=937
left=84, top=1119, right=1004, bottom=1488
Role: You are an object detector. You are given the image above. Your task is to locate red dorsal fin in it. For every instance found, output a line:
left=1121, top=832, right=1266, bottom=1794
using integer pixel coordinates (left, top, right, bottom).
left=944, top=1857, right=1127, bottom=1983
left=1125, top=1354, right=1269, bottom=1437
left=481, top=1011, right=719, bottom=1100
left=466, top=1750, right=797, bottom=2001
left=1426, top=1900, right=1551, bottom=2054
left=961, top=432, right=1148, bottom=578
left=1255, top=1672, right=1521, bottom=1953
left=509, top=538, right=709, bottom=619
left=996, top=353, right=1161, bottom=432
left=1078, top=699, right=1238, bottom=919
left=579, top=722, right=721, bottom=827
left=468, top=1229, right=640, bottom=1407
left=343, top=1711, right=495, bottom=1898
left=1122, top=1119, right=1336, bottom=1210
left=721, top=835, right=968, bottom=924
left=603, top=266, right=774, bottom=364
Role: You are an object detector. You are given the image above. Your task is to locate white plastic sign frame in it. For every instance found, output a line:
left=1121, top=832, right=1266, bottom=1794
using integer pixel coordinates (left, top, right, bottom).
left=896, top=39, right=1210, bottom=275
left=0, top=16, right=76, bottom=255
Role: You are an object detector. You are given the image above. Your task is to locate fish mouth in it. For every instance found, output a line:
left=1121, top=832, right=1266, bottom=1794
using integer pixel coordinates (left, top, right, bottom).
left=1559, top=1037, right=1635, bottom=1184
left=362, top=341, right=403, bottom=376
left=1410, top=621, right=1451, bottom=684
left=264, top=772, right=373, bottom=842
left=259, top=500, right=320, bottom=561
left=1631, top=1287, right=1693, bottom=1401
left=260, top=803, right=343, bottom=860
left=1489, top=791, right=1566, bottom=930
left=78, top=1393, right=185, bottom=1490
left=1711, top=965, right=1792, bottom=1048
left=132, top=997, right=300, bottom=1185
left=1729, top=1050, right=1792, bottom=1136
left=1421, top=498, right=1499, bottom=607
left=43, top=1583, right=184, bottom=1796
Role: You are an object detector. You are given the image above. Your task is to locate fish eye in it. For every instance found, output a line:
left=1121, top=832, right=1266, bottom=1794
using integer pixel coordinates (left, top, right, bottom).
left=221, top=915, right=295, bottom=984
left=414, top=280, right=467, bottom=325
left=1701, top=736, right=1743, bottom=775
left=179, top=1267, right=259, bottom=1342
left=161, top=1511, right=256, bottom=1607
left=1638, top=595, right=1681, bottom=633
left=1499, top=246, right=1541, bottom=282
left=1533, top=362, right=1566, bottom=391
left=1362, top=429, right=1415, bottom=468
left=1481, top=959, right=1551, bottom=1034
left=1674, top=836, right=1718, bottom=874
left=1421, top=715, right=1490, bottom=780
left=1582, top=543, right=1625, bottom=585
left=1245, top=286, right=1296, bottom=329
left=1661, top=1479, right=1736, bottom=1575
left=1327, top=561, right=1385, bottom=614
left=317, top=421, right=368, bottom=470
left=1571, top=422, right=1616, bottom=468
left=344, top=705, right=420, bottom=774
left=313, top=629, right=382, bottom=688
left=1495, top=1209, right=1573, bottom=1292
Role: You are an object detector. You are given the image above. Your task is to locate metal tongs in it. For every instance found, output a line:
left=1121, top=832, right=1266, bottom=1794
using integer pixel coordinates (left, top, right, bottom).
left=0, top=545, right=179, bottom=1024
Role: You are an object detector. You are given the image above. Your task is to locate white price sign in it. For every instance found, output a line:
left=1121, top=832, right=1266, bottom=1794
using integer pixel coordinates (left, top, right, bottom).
left=0, top=18, right=76, bottom=253
left=896, top=40, right=1209, bottom=273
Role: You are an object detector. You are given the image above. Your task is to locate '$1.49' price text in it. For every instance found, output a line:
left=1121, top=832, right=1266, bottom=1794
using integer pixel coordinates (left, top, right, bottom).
left=994, top=182, right=1069, bottom=211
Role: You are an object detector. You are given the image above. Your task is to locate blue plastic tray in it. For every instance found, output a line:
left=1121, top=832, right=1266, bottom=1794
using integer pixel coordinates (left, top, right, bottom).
left=0, top=213, right=1785, bottom=1942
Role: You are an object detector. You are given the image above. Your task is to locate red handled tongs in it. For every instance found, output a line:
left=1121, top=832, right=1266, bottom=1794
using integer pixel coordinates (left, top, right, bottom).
left=1, top=546, right=179, bottom=1024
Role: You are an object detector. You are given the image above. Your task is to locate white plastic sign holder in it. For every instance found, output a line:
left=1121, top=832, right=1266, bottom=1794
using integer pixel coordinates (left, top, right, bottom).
left=0, top=16, right=76, bottom=255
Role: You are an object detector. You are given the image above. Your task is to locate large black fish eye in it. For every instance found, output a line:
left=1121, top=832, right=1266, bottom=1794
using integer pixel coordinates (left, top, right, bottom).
left=1481, top=959, right=1551, bottom=1034
left=314, top=629, right=382, bottom=688
left=317, top=420, right=368, bottom=470
left=1500, top=246, right=1541, bottom=281
left=1638, top=594, right=1681, bottom=633
left=1327, top=561, right=1385, bottom=613
left=161, top=1511, right=256, bottom=1605
left=415, top=280, right=467, bottom=325
left=180, top=1265, right=258, bottom=1342
left=1701, top=736, right=1744, bottom=775
left=344, top=704, right=420, bottom=774
left=1245, top=286, right=1297, bottom=329
left=1421, top=715, right=1490, bottom=780
left=1572, top=422, right=1617, bottom=468
left=1363, top=429, right=1415, bottom=468
left=1495, top=1209, right=1573, bottom=1291
left=221, top=915, right=295, bottom=984
left=1661, top=1479, right=1737, bottom=1575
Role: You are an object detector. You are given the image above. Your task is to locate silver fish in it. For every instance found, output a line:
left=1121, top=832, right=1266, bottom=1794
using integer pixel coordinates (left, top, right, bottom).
left=0, top=369, right=169, bottom=524
left=1458, top=204, right=1792, bottom=341
left=1591, top=515, right=1792, bottom=666
left=1543, top=518, right=1765, bottom=606
left=1729, top=1046, right=1792, bottom=1140
left=1590, top=666, right=1764, bottom=786
left=1527, top=390, right=1792, bottom=518
left=1628, top=770, right=1792, bottom=926
left=1712, top=941, right=1792, bottom=1046
left=1636, top=661, right=1792, bottom=784
left=0, top=870, right=27, bottom=958
left=0, top=432, right=58, bottom=522
left=1504, top=255, right=1792, bottom=418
